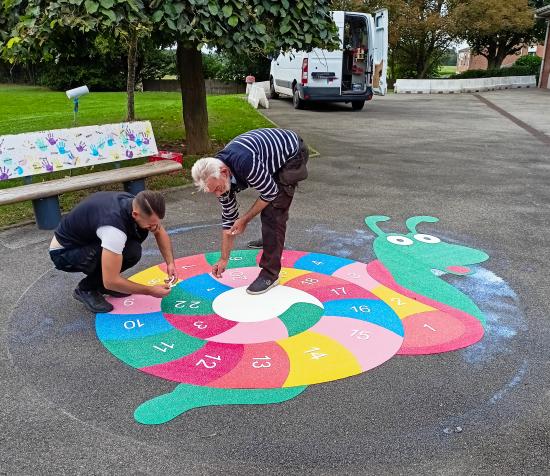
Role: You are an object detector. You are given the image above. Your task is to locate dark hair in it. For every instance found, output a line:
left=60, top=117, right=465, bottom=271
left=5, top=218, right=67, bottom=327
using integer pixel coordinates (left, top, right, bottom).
left=134, top=190, right=166, bottom=219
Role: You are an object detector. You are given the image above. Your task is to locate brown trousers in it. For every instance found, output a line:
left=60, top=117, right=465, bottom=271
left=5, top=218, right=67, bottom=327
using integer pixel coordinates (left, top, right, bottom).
left=258, top=138, right=309, bottom=280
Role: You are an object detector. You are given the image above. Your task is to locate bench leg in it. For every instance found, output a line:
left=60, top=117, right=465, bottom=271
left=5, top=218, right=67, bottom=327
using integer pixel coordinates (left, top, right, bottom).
left=124, top=179, right=146, bottom=195
left=32, top=196, right=62, bottom=230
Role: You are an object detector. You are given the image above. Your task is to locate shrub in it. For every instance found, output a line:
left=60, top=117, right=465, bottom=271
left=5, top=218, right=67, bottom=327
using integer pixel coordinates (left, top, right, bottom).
left=514, top=55, right=542, bottom=77
left=451, top=65, right=533, bottom=79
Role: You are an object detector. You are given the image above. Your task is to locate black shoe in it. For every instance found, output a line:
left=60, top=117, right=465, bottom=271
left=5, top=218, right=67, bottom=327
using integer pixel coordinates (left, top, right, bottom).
left=246, top=276, right=280, bottom=295
left=73, top=288, right=114, bottom=313
left=100, top=287, right=131, bottom=298
left=247, top=239, right=263, bottom=249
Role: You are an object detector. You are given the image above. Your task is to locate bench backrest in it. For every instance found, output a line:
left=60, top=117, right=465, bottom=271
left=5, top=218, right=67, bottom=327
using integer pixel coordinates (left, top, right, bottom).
left=0, top=121, right=158, bottom=181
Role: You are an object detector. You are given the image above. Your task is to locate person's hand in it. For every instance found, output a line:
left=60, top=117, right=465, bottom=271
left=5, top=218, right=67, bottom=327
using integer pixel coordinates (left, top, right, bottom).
left=212, top=258, right=228, bottom=278
left=229, top=218, right=248, bottom=236
left=165, top=262, right=178, bottom=284
left=148, top=284, right=171, bottom=298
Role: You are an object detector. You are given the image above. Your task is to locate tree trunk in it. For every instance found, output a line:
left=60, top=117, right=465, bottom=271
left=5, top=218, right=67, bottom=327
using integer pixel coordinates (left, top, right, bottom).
left=176, top=42, right=210, bottom=154
left=126, top=27, right=138, bottom=122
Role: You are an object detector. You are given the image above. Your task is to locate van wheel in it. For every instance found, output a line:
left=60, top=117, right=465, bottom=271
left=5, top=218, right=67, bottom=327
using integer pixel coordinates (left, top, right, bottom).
left=293, top=88, right=305, bottom=109
left=351, top=100, right=365, bottom=111
left=270, top=79, right=279, bottom=99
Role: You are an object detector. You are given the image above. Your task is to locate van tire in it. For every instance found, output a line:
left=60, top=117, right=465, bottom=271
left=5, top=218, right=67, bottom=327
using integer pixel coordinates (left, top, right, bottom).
left=293, top=88, right=305, bottom=109
left=270, top=79, right=279, bottom=99
left=351, top=100, right=365, bottom=111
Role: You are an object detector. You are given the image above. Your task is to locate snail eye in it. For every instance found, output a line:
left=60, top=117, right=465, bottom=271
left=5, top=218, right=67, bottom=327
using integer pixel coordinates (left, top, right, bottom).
left=387, top=235, right=413, bottom=246
left=414, top=233, right=441, bottom=244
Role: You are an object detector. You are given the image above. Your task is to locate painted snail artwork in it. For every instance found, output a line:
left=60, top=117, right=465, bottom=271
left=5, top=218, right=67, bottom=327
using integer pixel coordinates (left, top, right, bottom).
left=95, top=216, right=489, bottom=424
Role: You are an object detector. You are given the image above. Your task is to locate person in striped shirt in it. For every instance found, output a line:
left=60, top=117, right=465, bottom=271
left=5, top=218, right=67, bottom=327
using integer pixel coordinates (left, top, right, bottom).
left=191, top=128, right=309, bottom=294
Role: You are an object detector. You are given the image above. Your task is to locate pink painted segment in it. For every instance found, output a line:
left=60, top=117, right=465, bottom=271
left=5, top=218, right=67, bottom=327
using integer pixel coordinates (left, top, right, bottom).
left=446, top=265, right=470, bottom=275
left=209, top=318, right=289, bottom=344
left=256, top=249, right=309, bottom=268
left=332, top=261, right=381, bottom=291
left=284, top=271, right=348, bottom=292
left=367, top=260, right=481, bottom=324
left=397, top=310, right=484, bottom=355
left=164, top=313, right=237, bottom=339
left=159, top=254, right=211, bottom=280
left=107, top=293, right=161, bottom=315
left=306, top=283, right=379, bottom=302
left=141, top=341, right=244, bottom=385
left=213, top=266, right=261, bottom=288
left=309, top=316, right=403, bottom=371
left=210, top=341, right=290, bottom=389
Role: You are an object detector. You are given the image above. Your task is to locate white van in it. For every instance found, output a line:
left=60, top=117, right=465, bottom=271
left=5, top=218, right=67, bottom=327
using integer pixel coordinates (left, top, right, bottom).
left=269, top=10, right=388, bottom=110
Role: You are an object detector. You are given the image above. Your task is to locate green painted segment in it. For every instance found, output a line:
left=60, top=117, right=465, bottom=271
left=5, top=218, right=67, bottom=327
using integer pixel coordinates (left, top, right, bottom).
left=278, top=302, right=324, bottom=337
left=162, top=285, right=214, bottom=316
left=366, top=215, right=489, bottom=325
left=134, top=384, right=307, bottom=425
left=204, top=249, right=260, bottom=268
left=103, top=329, right=205, bottom=368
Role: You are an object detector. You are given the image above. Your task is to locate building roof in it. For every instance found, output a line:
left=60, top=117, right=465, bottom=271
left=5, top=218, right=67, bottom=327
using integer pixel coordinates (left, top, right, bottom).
left=536, top=5, right=550, bottom=18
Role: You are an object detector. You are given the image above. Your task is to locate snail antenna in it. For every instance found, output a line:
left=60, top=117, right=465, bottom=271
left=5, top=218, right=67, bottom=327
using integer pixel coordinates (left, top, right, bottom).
left=405, top=216, right=439, bottom=234
left=365, top=215, right=390, bottom=237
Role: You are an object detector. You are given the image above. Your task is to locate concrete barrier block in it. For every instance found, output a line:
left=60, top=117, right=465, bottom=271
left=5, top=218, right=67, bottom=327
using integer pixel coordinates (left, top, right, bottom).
left=430, top=79, right=461, bottom=93
left=247, top=84, right=269, bottom=109
left=395, top=79, right=431, bottom=94
left=460, top=79, right=482, bottom=93
left=395, top=76, right=536, bottom=95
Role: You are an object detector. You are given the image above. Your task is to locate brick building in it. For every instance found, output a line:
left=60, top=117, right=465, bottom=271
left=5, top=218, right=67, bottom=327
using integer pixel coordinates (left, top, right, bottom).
left=537, top=5, right=550, bottom=89
left=457, top=45, right=544, bottom=73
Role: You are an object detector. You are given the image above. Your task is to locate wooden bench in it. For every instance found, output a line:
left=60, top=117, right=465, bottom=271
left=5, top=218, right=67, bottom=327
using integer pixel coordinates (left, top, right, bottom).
left=0, top=121, right=182, bottom=229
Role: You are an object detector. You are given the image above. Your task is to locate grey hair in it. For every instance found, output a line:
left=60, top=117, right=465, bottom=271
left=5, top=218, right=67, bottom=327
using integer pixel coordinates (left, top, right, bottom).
left=191, top=157, right=225, bottom=192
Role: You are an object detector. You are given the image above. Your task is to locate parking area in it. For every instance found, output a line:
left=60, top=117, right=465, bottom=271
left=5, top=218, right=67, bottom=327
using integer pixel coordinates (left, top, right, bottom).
left=1, top=89, right=549, bottom=475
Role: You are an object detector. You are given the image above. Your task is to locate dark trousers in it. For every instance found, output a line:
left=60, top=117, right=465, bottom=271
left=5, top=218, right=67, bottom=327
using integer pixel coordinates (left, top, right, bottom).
left=258, top=138, right=309, bottom=280
left=49, top=240, right=142, bottom=291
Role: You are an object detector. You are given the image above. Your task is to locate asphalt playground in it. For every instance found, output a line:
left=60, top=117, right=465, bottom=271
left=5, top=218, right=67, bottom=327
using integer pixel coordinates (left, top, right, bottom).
left=1, top=88, right=549, bottom=475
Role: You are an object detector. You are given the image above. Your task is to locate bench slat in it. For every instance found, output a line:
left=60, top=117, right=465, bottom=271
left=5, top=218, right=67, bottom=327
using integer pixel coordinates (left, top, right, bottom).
left=0, top=161, right=182, bottom=205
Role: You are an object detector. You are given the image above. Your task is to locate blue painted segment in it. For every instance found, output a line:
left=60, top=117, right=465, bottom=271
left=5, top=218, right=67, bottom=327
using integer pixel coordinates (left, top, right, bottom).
left=177, top=273, right=231, bottom=300
left=323, top=299, right=404, bottom=337
left=32, top=196, right=61, bottom=230
left=293, top=253, right=354, bottom=275
left=96, top=311, right=174, bottom=341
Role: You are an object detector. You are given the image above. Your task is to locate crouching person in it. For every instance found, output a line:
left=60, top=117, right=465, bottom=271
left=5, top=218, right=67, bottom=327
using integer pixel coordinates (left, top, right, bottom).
left=49, top=190, right=177, bottom=313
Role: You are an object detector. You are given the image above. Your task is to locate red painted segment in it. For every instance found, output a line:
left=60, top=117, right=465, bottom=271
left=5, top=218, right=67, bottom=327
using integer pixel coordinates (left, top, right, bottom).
left=305, top=282, right=379, bottom=302
left=209, top=341, right=290, bottom=389
left=397, top=310, right=484, bottom=355
left=141, top=341, right=244, bottom=385
left=256, top=249, right=309, bottom=268
left=284, top=271, right=349, bottom=292
left=164, top=313, right=237, bottom=339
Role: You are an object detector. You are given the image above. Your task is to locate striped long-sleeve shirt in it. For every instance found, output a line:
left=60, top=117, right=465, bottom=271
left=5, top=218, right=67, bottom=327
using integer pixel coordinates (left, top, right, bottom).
left=215, top=128, right=300, bottom=229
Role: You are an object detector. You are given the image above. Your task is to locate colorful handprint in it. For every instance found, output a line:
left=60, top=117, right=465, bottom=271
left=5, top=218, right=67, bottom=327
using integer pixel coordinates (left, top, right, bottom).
left=56, top=142, right=67, bottom=154
left=46, top=133, right=57, bottom=145
left=0, top=166, right=11, bottom=180
left=41, top=159, right=54, bottom=172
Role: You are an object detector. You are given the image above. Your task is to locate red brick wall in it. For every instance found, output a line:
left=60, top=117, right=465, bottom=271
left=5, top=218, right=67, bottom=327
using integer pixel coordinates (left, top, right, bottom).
left=457, top=45, right=544, bottom=73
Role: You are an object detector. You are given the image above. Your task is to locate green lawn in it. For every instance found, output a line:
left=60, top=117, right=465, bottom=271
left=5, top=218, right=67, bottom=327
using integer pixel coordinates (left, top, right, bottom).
left=0, top=84, right=273, bottom=227
left=438, top=65, right=457, bottom=76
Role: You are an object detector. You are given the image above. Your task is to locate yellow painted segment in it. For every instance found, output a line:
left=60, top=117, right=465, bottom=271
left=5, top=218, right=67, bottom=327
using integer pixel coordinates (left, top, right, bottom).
left=278, top=331, right=362, bottom=387
left=129, top=266, right=173, bottom=286
left=279, top=267, right=310, bottom=284
left=371, top=285, right=434, bottom=319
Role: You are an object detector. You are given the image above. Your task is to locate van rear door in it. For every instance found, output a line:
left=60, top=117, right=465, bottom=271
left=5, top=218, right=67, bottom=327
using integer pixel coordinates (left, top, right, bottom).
left=371, top=9, right=388, bottom=95
left=307, top=11, right=344, bottom=93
